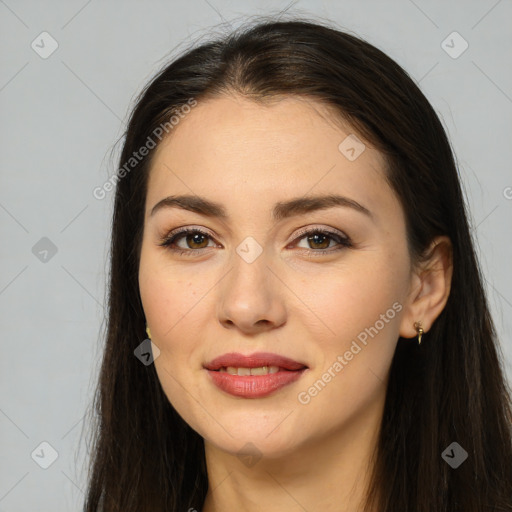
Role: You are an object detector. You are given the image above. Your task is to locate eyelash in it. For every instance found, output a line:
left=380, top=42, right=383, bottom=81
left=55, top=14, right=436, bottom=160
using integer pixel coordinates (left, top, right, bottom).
left=158, top=226, right=352, bottom=257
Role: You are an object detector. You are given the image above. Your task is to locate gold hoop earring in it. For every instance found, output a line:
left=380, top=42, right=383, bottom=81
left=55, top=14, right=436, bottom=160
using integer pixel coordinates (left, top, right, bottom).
left=414, top=321, right=423, bottom=345
left=146, top=325, right=152, bottom=340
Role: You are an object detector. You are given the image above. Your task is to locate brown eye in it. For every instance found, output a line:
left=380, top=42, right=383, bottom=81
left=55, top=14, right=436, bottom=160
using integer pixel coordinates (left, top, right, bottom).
left=180, top=232, right=210, bottom=249
left=159, top=228, right=215, bottom=255
left=293, top=229, right=352, bottom=254
left=306, top=232, right=332, bottom=250
left=159, top=227, right=351, bottom=257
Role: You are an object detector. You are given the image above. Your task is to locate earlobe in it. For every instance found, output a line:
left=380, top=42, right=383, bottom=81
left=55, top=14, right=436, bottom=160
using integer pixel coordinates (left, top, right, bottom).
left=399, top=236, right=453, bottom=341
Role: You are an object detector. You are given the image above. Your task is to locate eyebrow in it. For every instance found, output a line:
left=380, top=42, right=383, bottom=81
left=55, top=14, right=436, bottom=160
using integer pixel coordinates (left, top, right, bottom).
left=150, top=193, right=373, bottom=221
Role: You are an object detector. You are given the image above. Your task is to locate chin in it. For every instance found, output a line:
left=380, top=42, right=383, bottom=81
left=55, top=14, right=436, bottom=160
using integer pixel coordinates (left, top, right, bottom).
left=202, top=422, right=304, bottom=461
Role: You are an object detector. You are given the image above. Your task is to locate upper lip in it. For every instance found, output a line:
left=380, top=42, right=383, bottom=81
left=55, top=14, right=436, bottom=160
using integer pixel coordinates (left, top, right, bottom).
left=203, top=352, right=308, bottom=371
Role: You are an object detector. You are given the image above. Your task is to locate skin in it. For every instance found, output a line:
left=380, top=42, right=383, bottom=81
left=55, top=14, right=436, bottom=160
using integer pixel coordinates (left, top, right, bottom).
left=138, top=94, right=453, bottom=512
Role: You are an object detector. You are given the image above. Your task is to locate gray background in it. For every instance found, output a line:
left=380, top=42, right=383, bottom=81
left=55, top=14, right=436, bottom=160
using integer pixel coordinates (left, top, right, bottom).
left=0, top=0, right=511, bottom=510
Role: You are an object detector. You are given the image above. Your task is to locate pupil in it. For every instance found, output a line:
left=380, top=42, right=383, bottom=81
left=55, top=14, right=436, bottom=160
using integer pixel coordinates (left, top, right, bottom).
left=189, top=233, right=206, bottom=248
left=309, top=233, right=328, bottom=249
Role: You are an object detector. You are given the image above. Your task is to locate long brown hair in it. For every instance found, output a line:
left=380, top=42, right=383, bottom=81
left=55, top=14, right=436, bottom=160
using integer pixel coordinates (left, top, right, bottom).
left=83, top=15, right=512, bottom=512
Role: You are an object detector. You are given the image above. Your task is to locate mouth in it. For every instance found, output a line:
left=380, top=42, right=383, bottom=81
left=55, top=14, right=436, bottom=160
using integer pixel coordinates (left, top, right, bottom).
left=203, top=352, right=309, bottom=398
left=214, top=365, right=300, bottom=375
left=203, top=351, right=308, bottom=372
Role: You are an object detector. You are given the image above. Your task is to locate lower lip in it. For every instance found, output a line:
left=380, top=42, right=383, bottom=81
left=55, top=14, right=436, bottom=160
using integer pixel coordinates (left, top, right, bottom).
left=205, top=368, right=307, bottom=398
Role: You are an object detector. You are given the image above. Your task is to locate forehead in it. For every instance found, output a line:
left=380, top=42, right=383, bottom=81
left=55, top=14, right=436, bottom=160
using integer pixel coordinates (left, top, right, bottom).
left=146, top=94, right=394, bottom=223
left=151, top=94, right=371, bottom=165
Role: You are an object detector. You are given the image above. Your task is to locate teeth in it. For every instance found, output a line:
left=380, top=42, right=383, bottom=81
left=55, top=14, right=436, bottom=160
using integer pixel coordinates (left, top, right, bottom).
left=220, top=366, right=280, bottom=375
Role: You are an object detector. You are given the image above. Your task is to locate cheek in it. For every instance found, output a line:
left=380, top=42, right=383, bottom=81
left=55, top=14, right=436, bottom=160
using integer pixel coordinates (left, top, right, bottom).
left=297, top=252, right=408, bottom=408
left=139, top=250, right=201, bottom=346
left=139, top=255, right=206, bottom=422
left=303, top=257, right=407, bottom=344
left=138, top=252, right=219, bottom=409
left=297, top=276, right=402, bottom=425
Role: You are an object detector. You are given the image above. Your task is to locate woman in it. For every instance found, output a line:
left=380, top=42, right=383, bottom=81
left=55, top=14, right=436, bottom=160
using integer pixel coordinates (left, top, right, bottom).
left=83, top=17, right=512, bottom=512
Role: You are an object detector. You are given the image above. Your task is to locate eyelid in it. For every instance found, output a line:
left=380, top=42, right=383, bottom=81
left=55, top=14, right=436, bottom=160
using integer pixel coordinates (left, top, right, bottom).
left=158, top=225, right=217, bottom=248
left=291, top=224, right=349, bottom=243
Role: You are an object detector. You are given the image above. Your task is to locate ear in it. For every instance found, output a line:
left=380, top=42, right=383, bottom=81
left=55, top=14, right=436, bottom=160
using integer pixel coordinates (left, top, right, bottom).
left=399, top=236, right=453, bottom=340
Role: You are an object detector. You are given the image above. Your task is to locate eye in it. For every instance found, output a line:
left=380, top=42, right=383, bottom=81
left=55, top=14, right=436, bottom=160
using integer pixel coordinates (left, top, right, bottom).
left=158, top=227, right=215, bottom=256
left=158, top=226, right=352, bottom=257
left=290, top=227, right=352, bottom=256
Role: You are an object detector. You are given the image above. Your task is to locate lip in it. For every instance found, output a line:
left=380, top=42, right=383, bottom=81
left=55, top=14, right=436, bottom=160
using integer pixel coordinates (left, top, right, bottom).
left=203, top=352, right=307, bottom=371
left=203, top=352, right=308, bottom=399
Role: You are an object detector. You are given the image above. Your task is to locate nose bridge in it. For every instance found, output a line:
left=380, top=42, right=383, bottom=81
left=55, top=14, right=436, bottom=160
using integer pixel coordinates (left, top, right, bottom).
left=217, top=240, right=286, bottom=331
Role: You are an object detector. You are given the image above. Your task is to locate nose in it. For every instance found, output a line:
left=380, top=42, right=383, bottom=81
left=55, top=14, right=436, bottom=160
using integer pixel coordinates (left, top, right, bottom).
left=217, top=251, right=287, bottom=334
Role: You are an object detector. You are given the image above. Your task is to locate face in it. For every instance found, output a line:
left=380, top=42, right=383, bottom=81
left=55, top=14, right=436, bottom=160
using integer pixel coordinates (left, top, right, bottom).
left=138, top=94, right=414, bottom=459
